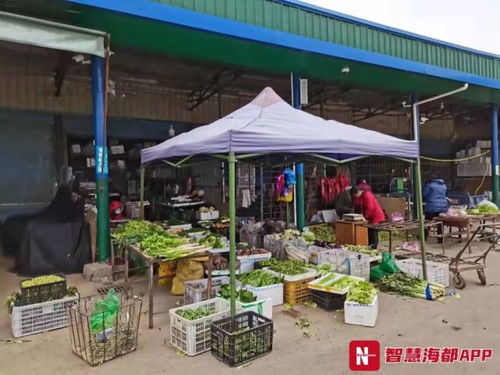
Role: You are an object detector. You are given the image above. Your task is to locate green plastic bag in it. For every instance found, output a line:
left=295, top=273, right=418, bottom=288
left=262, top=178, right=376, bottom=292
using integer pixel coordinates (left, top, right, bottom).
left=370, top=252, right=401, bottom=281
left=90, top=288, right=121, bottom=335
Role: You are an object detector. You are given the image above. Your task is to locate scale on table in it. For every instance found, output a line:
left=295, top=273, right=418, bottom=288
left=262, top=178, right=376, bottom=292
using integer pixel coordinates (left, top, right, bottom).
left=342, top=213, right=365, bottom=221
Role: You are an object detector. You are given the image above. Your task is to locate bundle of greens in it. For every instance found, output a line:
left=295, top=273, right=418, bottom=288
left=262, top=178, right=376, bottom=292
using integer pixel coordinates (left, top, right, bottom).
left=140, top=233, right=192, bottom=259
left=175, top=306, right=213, bottom=320
left=112, top=220, right=214, bottom=260
left=258, top=258, right=311, bottom=276
left=315, top=264, right=333, bottom=277
left=309, top=224, right=336, bottom=243
left=469, top=204, right=500, bottom=215
left=346, top=245, right=378, bottom=257
left=346, top=280, right=378, bottom=305
left=237, top=270, right=282, bottom=287
left=375, top=272, right=444, bottom=300
left=199, top=234, right=225, bottom=249
left=111, top=220, right=165, bottom=251
left=315, top=273, right=359, bottom=290
left=218, top=284, right=257, bottom=303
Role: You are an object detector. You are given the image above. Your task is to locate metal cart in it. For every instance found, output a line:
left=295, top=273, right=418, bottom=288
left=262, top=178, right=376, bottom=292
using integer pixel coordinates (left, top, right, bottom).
left=393, top=222, right=500, bottom=289
left=449, top=223, right=500, bottom=289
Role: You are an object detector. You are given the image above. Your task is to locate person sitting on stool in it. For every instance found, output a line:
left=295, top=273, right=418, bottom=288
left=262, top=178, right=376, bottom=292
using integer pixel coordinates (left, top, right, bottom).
left=351, top=186, right=385, bottom=249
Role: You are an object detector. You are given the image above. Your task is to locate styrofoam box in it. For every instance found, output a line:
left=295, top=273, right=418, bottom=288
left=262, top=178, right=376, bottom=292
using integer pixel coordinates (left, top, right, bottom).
left=237, top=280, right=283, bottom=306
left=237, top=298, right=273, bottom=319
left=11, top=296, right=78, bottom=338
left=169, top=223, right=192, bottom=231
left=396, top=259, right=449, bottom=287
left=169, top=298, right=231, bottom=356
left=196, top=211, right=219, bottom=221
left=344, top=295, right=378, bottom=327
left=237, top=252, right=272, bottom=273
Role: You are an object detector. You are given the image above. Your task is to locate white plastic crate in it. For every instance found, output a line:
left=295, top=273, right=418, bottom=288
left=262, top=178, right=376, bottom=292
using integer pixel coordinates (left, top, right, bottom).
left=237, top=252, right=272, bottom=273
left=183, top=276, right=229, bottom=305
left=11, top=296, right=78, bottom=338
left=317, top=248, right=370, bottom=281
left=237, top=298, right=273, bottom=319
left=169, top=298, right=231, bottom=356
left=396, top=259, right=450, bottom=287
left=237, top=281, right=284, bottom=306
left=344, top=295, right=378, bottom=327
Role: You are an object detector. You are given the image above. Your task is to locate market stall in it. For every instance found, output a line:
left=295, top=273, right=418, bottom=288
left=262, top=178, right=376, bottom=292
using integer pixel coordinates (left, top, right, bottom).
left=140, top=87, right=420, bottom=316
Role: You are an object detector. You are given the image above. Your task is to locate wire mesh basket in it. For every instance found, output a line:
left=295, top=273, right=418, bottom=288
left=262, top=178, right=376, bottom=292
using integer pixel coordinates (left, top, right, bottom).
left=67, top=292, right=142, bottom=366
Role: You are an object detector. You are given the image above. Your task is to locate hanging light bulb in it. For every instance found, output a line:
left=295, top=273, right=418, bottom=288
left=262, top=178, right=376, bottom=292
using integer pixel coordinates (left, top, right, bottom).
left=168, top=125, right=175, bottom=137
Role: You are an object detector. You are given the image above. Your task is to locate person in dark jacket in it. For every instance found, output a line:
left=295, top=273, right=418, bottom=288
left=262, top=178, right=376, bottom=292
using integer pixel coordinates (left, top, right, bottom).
left=423, top=177, right=448, bottom=217
left=423, top=176, right=449, bottom=242
left=334, top=187, right=353, bottom=217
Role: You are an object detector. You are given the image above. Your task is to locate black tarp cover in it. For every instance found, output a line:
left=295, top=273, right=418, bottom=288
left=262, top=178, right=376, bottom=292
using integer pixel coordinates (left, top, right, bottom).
left=2, top=186, right=90, bottom=276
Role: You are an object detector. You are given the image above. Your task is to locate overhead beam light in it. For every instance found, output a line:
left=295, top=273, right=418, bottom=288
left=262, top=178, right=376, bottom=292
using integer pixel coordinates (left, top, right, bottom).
left=341, top=66, right=350, bottom=74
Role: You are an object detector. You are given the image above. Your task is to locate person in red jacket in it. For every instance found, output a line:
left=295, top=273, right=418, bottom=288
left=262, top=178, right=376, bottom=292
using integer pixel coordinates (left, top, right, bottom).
left=351, top=186, right=385, bottom=249
left=356, top=178, right=373, bottom=192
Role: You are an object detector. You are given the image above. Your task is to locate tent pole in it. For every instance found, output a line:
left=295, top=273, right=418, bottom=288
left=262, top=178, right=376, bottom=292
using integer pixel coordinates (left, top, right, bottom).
left=140, top=165, right=145, bottom=219
left=228, top=152, right=237, bottom=316
left=412, top=102, right=428, bottom=280
left=291, top=73, right=305, bottom=230
left=491, top=104, right=499, bottom=205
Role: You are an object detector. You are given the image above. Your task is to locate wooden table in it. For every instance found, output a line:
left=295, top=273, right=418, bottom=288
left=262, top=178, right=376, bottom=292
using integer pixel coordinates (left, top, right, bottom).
left=433, top=216, right=472, bottom=252
left=335, top=220, right=368, bottom=246
left=360, top=220, right=445, bottom=253
left=124, top=244, right=214, bottom=329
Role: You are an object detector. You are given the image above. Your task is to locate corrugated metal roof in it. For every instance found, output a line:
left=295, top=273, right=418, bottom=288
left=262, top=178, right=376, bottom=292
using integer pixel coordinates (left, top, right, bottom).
left=153, top=0, right=500, bottom=81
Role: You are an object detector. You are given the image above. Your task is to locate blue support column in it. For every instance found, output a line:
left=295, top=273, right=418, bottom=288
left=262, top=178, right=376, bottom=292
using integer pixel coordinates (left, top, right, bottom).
left=492, top=104, right=499, bottom=205
left=291, top=73, right=305, bottom=231
left=91, top=56, right=110, bottom=262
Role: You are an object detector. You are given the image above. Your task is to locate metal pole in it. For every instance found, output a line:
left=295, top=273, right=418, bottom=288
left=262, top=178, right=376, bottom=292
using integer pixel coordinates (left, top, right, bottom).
left=140, top=166, right=145, bottom=219
left=260, top=163, right=264, bottom=221
left=91, top=56, right=110, bottom=262
left=292, top=72, right=305, bottom=230
left=412, top=103, right=428, bottom=280
left=491, top=104, right=499, bottom=205
left=228, top=152, right=237, bottom=316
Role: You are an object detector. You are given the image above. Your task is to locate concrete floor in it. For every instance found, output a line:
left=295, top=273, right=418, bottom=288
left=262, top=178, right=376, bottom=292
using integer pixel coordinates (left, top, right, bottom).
left=1, top=240, right=499, bottom=375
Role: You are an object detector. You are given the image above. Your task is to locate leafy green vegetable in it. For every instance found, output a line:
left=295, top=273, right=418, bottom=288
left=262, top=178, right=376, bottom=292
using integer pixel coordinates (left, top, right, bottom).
left=175, top=306, right=213, bottom=320
left=375, top=272, right=444, bottom=299
left=258, top=258, right=311, bottom=276
left=315, top=264, right=333, bottom=277
left=347, top=281, right=377, bottom=304
left=237, top=270, right=282, bottom=287
left=476, top=204, right=500, bottom=214
left=112, top=220, right=204, bottom=260
left=309, top=224, right=336, bottom=243
left=346, top=245, right=378, bottom=257
left=218, top=284, right=257, bottom=303
left=199, top=234, right=225, bottom=249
